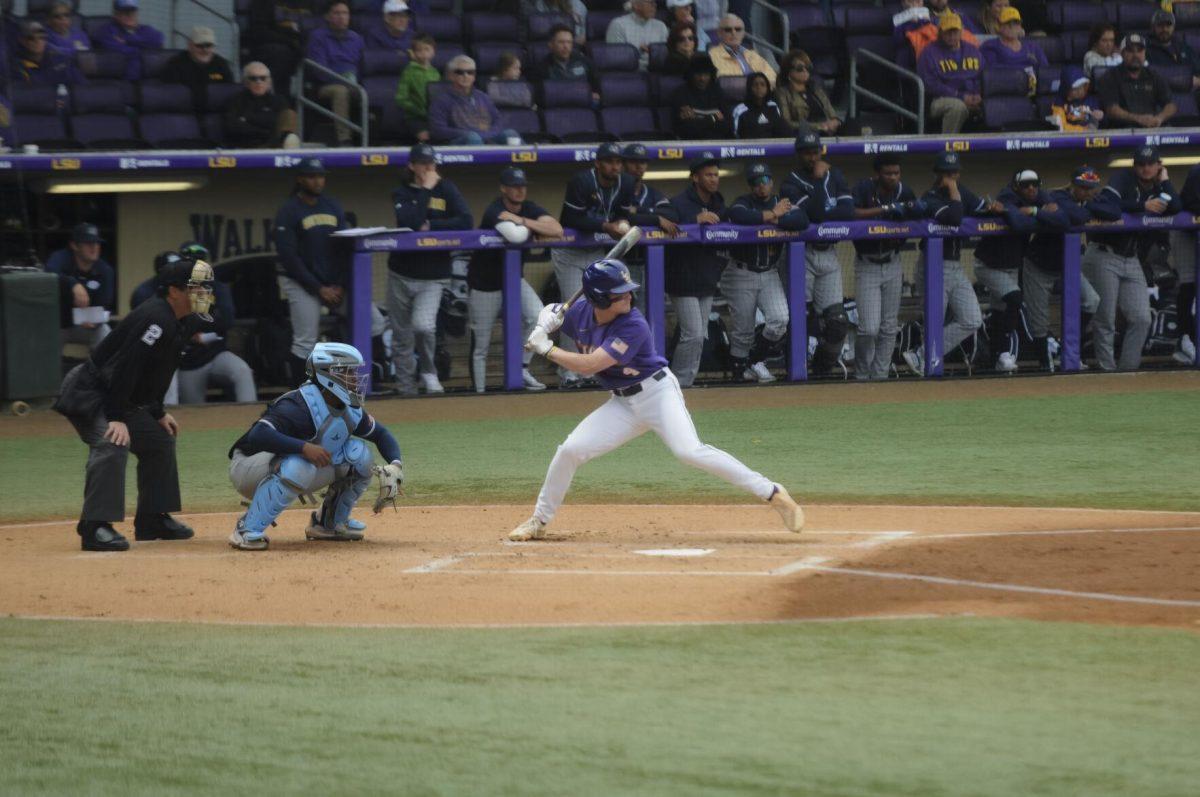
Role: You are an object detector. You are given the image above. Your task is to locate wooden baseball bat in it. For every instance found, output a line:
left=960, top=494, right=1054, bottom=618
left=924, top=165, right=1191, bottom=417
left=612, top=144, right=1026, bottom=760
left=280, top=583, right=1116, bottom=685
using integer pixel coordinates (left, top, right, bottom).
left=558, top=225, right=644, bottom=315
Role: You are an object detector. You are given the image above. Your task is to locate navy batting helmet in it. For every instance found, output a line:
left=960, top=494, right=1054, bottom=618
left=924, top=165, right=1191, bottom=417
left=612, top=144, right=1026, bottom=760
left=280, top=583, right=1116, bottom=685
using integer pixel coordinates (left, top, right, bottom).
left=582, top=258, right=639, bottom=308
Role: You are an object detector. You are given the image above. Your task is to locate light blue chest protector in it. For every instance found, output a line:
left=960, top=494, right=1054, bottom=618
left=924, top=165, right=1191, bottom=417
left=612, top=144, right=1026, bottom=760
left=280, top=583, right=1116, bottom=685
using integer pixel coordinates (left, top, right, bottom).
left=298, top=383, right=363, bottom=465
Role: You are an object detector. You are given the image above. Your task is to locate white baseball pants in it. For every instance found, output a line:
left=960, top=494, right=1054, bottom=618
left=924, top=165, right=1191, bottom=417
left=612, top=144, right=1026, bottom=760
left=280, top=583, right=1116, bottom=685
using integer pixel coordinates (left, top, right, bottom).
left=532, top=368, right=776, bottom=524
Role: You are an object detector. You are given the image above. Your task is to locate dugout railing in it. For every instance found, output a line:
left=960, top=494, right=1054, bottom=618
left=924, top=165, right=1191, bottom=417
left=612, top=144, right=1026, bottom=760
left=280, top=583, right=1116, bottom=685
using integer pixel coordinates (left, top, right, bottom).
left=342, top=216, right=1200, bottom=391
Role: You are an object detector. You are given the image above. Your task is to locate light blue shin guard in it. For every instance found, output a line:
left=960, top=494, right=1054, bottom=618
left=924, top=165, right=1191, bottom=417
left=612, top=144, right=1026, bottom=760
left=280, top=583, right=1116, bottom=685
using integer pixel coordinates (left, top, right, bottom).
left=242, top=456, right=318, bottom=537
left=319, top=440, right=373, bottom=529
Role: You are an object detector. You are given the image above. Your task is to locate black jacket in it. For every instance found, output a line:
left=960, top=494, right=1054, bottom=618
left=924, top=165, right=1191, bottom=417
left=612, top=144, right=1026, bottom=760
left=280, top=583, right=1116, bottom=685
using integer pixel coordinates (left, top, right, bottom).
left=726, top=191, right=809, bottom=270
left=973, top=185, right=1048, bottom=269
left=161, top=51, right=235, bottom=112
left=920, top=182, right=990, bottom=261
left=850, top=177, right=921, bottom=258
left=224, top=89, right=291, bottom=147
left=273, top=192, right=348, bottom=293
left=780, top=165, right=854, bottom=249
left=1025, top=187, right=1120, bottom=272
left=387, top=176, right=473, bottom=279
left=1088, top=169, right=1181, bottom=256
left=559, top=168, right=636, bottom=233
left=664, top=185, right=726, bottom=297
left=732, top=99, right=792, bottom=139
left=90, top=296, right=195, bottom=422
left=671, top=57, right=731, bottom=140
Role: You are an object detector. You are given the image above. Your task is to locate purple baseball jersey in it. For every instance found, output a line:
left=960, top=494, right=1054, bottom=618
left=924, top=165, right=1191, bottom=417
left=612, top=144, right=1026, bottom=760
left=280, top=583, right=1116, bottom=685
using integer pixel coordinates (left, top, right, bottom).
left=561, top=301, right=668, bottom=391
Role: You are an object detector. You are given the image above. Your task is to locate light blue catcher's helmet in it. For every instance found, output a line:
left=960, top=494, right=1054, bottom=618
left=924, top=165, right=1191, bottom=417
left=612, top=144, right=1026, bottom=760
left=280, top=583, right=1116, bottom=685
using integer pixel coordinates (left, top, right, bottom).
left=306, top=342, right=367, bottom=408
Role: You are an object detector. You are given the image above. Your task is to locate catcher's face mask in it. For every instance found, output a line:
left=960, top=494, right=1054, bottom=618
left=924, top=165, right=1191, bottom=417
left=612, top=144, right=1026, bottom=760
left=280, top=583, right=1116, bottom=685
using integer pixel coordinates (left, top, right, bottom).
left=187, top=260, right=216, bottom=322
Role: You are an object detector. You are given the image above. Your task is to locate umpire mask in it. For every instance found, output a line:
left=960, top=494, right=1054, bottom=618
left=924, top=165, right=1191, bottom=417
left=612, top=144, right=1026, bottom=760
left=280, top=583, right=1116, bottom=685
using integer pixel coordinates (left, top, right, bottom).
left=187, top=260, right=216, bottom=321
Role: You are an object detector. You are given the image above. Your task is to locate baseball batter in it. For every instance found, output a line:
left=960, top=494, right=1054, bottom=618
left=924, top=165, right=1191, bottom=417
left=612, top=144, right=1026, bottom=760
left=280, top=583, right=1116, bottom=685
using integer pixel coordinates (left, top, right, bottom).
left=509, top=259, right=804, bottom=541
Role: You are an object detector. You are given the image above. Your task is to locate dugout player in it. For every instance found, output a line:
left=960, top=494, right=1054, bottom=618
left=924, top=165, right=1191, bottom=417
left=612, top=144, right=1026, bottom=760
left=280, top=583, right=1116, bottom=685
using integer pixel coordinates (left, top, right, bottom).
left=1021, top=166, right=1110, bottom=371
left=780, top=128, right=854, bottom=376
left=554, top=141, right=637, bottom=386
left=1085, top=145, right=1180, bottom=370
left=1170, top=164, right=1199, bottom=364
left=467, top=166, right=563, bottom=393
left=53, top=258, right=215, bottom=551
left=905, top=152, right=996, bottom=375
left=724, top=162, right=808, bottom=382
left=274, top=156, right=386, bottom=387
left=388, top=143, right=473, bottom=395
left=622, top=142, right=678, bottom=308
left=510, top=258, right=804, bottom=542
left=851, top=155, right=926, bottom=380
left=227, top=342, right=403, bottom=551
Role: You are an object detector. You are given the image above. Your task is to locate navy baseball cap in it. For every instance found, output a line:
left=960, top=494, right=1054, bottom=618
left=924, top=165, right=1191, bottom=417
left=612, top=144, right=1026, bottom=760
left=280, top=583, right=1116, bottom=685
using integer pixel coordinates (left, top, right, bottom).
left=153, top=250, right=183, bottom=274
left=689, top=151, right=720, bottom=173
left=70, top=223, right=103, bottom=243
left=157, top=258, right=201, bottom=290
left=934, top=151, right=961, bottom=172
left=794, top=128, right=821, bottom=152
left=622, top=143, right=649, bottom=161
left=595, top=141, right=624, bottom=161
left=746, top=162, right=772, bottom=184
left=499, top=166, right=527, bottom=186
left=1133, top=145, right=1161, bottom=164
left=296, top=156, right=326, bottom=175
left=1121, top=33, right=1147, bottom=50
left=409, top=143, right=437, bottom=164
left=1072, top=165, right=1102, bottom=186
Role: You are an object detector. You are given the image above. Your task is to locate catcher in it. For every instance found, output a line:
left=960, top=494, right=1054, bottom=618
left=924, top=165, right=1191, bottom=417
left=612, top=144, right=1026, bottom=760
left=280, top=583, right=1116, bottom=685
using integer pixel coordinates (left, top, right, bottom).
left=227, top=342, right=404, bottom=551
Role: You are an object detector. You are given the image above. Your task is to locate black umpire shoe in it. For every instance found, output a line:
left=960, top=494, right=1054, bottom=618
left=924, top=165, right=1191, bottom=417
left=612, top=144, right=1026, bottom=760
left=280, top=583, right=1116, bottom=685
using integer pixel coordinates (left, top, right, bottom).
left=134, top=513, right=195, bottom=541
left=78, top=521, right=130, bottom=552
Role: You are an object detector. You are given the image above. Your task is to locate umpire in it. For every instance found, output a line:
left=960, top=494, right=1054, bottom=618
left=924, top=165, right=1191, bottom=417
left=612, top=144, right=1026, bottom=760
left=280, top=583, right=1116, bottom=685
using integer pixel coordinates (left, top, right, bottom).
left=53, top=258, right=215, bottom=551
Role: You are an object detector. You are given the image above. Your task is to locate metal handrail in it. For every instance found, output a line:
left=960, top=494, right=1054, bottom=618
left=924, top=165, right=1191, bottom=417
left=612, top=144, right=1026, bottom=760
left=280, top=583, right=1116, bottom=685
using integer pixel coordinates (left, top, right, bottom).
left=169, top=0, right=240, bottom=59
left=745, top=0, right=789, bottom=59
left=849, top=48, right=926, bottom=135
left=296, top=58, right=371, bottom=147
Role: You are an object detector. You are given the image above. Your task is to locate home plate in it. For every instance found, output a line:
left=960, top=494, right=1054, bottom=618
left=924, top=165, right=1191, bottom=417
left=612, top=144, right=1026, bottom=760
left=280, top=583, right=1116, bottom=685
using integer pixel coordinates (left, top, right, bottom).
left=633, top=548, right=715, bottom=557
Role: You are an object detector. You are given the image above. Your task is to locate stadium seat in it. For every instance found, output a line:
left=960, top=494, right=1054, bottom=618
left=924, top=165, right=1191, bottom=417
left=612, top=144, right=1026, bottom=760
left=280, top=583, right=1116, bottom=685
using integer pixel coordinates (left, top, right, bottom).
left=527, top=41, right=551, bottom=66
left=200, top=112, right=227, bottom=147
left=836, top=5, right=891, bottom=35
left=588, top=42, right=639, bottom=73
left=364, top=49, right=409, bottom=76
left=71, top=83, right=127, bottom=115
left=139, top=113, right=210, bottom=148
left=1172, top=91, right=1199, bottom=119
left=527, top=13, right=573, bottom=42
left=542, top=79, right=592, bottom=108
left=487, top=80, right=535, bottom=109
left=647, top=42, right=668, bottom=72
left=1176, top=3, right=1200, bottom=29
left=543, top=107, right=603, bottom=141
left=600, top=106, right=657, bottom=140
left=82, top=16, right=110, bottom=42
left=465, top=13, right=519, bottom=44
left=1039, top=35, right=1066, bottom=66
left=1054, top=1, right=1108, bottom=32
left=599, top=73, right=651, bottom=107
left=472, top=42, right=523, bottom=74
left=653, top=74, right=684, bottom=104
left=983, top=68, right=1032, bottom=98
left=1036, top=65, right=1062, bottom=97
left=587, top=12, right=622, bottom=43
left=71, top=84, right=143, bottom=148
left=349, top=0, right=378, bottom=11
left=718, top=75, right=746, bottom=104
left=350, top=12, right=380, bottom=35
left=1117, top=3, right=1156, bottom=33
left=416, top=13, right=464, bottom=43
left=1157, top=65, right=1194, bottom=93
left=499, top=108, right=542, bottom=139
left=75, top=50, right=134, bottom=103
left=205, top=83, right=242, bottom=113
left=142, top=50, right=184, bottom=80
left=431, top=44, right=466, bottom=71
left=139, top=82, right=193, bottom=113
left=983, top=96, right=1041, bottom=131
left=8, top=86, right=79, bottom=150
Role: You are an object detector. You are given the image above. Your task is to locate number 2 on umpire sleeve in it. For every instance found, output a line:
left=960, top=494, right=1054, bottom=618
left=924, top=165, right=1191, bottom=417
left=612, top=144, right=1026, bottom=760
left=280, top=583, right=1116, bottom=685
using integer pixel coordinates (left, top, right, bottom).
left=140, top=323, right=163, bottom=346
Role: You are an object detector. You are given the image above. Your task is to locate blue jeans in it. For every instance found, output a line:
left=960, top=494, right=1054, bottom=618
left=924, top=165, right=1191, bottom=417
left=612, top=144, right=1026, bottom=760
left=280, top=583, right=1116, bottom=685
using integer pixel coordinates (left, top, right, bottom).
left=450, top=128, right=521, bottom=145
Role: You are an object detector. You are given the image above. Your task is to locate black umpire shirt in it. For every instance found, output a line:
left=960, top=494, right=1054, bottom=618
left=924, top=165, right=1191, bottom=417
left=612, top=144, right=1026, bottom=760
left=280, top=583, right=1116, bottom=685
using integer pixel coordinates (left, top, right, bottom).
left=467, top=197, right=551, bottom=292
left=90, top=295, right=195, bottom=422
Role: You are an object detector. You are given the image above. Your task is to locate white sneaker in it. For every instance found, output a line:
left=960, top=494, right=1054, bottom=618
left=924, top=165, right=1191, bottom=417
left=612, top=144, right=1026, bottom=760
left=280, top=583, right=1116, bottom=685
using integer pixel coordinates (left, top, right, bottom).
left=1173, top=334, right=1196, bottom=365
left=768, top=485, right=805, bottom=533
left=304, top=512, right=364, bottom=541
left=747, top=362, right=776, bottom=382
left=420, top=372, right=445, bottom=394
left=228, top=520, right=269, bottom=551
left=902, top=348, right=924, bottom=376
left=522, top=368, right=547, bottom=391
left=509, top=516, right=546, bottom=541
left=996, top=352, right=1018, bottom=373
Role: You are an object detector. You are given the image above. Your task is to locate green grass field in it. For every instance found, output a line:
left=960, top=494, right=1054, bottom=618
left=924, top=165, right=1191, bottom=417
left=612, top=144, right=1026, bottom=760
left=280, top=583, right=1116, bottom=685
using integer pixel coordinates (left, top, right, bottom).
left=3, top=381, right=1199, bottom=794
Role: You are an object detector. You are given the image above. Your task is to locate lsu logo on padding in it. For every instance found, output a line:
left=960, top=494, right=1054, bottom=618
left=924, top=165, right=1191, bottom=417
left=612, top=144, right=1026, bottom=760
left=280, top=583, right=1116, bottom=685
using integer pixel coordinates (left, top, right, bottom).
left=360, top=154, right=389, bottom=166
left=657, top=147, right=684, bottom=159
left=51, top=158, right=81, bottom=170
left=511, top=151, right=537, bottom=163
left=1085, top=136, right=1110, bottom=148
left=945, top=141, right=970, bottom=152
left=208, top=156, right=237, bottom=168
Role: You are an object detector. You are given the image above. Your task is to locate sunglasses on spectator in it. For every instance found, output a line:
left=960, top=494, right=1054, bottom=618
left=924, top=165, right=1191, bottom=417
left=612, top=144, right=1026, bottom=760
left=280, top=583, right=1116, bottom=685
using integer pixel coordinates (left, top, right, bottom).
left=247, top=74, right=270, bottom=82
left=453, top=68, right=476, bottom=75
left=721, top=26, right=744, bottom=32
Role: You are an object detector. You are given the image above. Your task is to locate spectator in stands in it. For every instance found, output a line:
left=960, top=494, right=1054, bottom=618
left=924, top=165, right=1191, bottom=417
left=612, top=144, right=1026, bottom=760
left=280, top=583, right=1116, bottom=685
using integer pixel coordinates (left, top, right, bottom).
left=732, top=72, right=790, bottom=138
left=365, top=0, right=413, bottom=53
left=710, top=13, right=776, bottom=86
left=94, top=0, right=164, bottom=82
left=666, top=1, right=710, bottom=51
left=9, top=20, right=83, bottom=86
left=1083, top=22, right=1120, bottom=79
left=533, top=23, right=599, bottom=103
left=428, top=54, right=522, bottom=145
left=466, top=166, right=562, bottom=393
left=395, top=32, right=438, bottom=141
left=162, top=27, right=235, bottom=113
left=224, top=62, right=301, bottom=148
left=307, top=0, right=364, bottom=146
left=775, top=50, right=840, bottom=134
left=670, top=53, right=730, bottom=139
left=662, top=23, right=698, bottom=76
left=980, top=6, right=1047, bottom=91
left=387, top=143, right=473, bottom=395
left=606, top=0, right=669, bottom=71
left=1046, top=66, right=1103, bottom=131
left=1097, top=34, right=1176, bottom=129
left=1147, top=9, right=1200, bottom=90
left=494, top=52, right=522, bottom=82
left=976, top=0, right=1010, bottom=36
left=917, top=13, right=983, bottom=133
left=46, top=223, right=115, bottom=352
left=521, top=0, right=587, bottom=42
left=925, top=0, right=982, bottom=34
left=43, top=2, right=90, bottom=57
left=245, top=0, right=315, bottom=92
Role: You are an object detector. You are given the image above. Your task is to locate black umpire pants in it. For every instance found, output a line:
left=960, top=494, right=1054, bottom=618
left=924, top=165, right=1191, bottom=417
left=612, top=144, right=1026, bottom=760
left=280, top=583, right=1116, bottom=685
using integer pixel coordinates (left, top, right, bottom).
left=68, top=408, right=181, bottom=523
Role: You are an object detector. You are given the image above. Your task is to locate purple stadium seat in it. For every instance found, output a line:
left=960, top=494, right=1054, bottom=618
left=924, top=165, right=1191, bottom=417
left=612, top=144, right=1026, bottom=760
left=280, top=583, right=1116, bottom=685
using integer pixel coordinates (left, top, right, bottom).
left=350, top=0, right=377, bottom=11
left=1036, top=65, right=1062, bottom=97
left=499, top=108, right=542, bottom=137
left=1035, top=94, right=1055, bottom=119
left=653, top=74, right=684, bottom=104
left=528, top=13, right=573, bottom=42
left=301, top=16, right=324, bottom=36
left=1054, top=1, right=1108, bottom=32
left=655, top=104, right=672, bottom=132
left=836, top=6, right=891, bottom=35
left=431, top=44, right=466, bottom=71
left=543, top=107, right=601, bottom=141
left=10, top=114, right=76, bottom=149
left=587, top=11, right=622, bottom=43
left=201, top=112, right=226, bottom=145
left=426, top=80, right=452, bottom=107
left=462, top=0, right=493, bottom=10
left=363, top=75, right=399, bottom=107
left=1117, top=3, right=1156, bottom=33
left=10, top=86, right=58, bottom=115
left=139, top=82, right=194, bottom=112
left=1187, top=32, right=1200, bottom=54
left=527, top=41, right=551, bottom=65
left=1038, top=35, right=1066, bottom=65
left=74, top=113, right=143, bottom=149
left=983, top=96, right=1039, bottom=130
left=82, top=16, right=110, bottom=42
left=465, top=13, right=519, bottom=43
left=600, top=106, right=657, bottom=139
left=473, top=42, right=523, bottom=74
left=139, top=113, right=210, bottom=148
left=76, top=50, right=127, bottom=81
left=588, top=42, right=639, bottom=72
left=787, top=4, right=829, bottom=30
left=429, top=0, right=456, bottom=9
left=206, top=83, right=242, bottom=112
left=1173, top=91, right=1199, bottom=118
left=542, top=79, right=592, bottom=108
left=142, top=50, right=184, bottom=80
left=1158, top=64, right=1194, bottom=93
left=488, top=79, right=535, bottom=109
left=599, top=73, right=651, bottom=106
left=718, top=75, right=746, bottom=103
left=72, top=83, right=127, bottom=114
left=983, top=68, right=1030, bottom=97
left=371, top=102, right=408, bottom=145
left=1176, top=3, right=1200, bottom=29
left=364, top=49, right=409, bottom=76
left=350, top=13, right=381, bottom=35
left=647, top=42, right=668, bottom=72
left=846, top=34, right=895, bottom=64
left=416, top=13, right=464, bottom=43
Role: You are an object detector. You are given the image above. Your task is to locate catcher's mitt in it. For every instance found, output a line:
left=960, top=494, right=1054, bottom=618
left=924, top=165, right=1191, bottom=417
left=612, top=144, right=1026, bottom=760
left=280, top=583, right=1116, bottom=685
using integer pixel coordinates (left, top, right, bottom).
left=372, top=462, right=404, bottom=513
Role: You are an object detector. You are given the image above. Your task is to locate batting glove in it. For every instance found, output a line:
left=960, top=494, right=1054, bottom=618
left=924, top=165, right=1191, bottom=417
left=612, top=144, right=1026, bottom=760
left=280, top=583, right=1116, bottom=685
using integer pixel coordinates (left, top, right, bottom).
left=526, top=326, right=555, bottom=356
left=536, top=302, right=564, bottom=334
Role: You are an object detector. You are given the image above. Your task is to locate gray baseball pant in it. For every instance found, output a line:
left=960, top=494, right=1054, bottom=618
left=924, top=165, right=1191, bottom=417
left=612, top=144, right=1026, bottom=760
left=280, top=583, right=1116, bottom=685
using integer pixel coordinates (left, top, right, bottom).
left=1021, top=257, right=1099, bottom=339
left=551, top=246, right=604, bottom=379
left=229, top=450, right=355, bottom=501
left=669, top=294, right=713, bottom=387
left=1170, top=230, right=1196, bottom=285
left=68, top=407, right=180, bottom=523
left=468, top=280, right=542, bottom=391
left=853, top=254, right=903, bottom=380
left=917, top=257, right=984, bottom=353
left=974, top=265, right=1020, bottom=308
left=806, top=246, right=844, bottom=312
left=278, top=276, right=386, bottom=360
left=176, top=351, right=258, bottom=404
left=1081, top=244, right=1151, bottom=371
left=387, top=272, right=448, bottom=392
left=719, top=264, right=788, bottom=359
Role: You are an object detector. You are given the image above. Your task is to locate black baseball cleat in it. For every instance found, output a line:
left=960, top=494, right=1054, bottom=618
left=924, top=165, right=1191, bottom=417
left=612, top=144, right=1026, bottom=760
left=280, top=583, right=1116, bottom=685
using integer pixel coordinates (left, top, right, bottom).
left=78, top=521, right=130, bottom=552
left=133, top=513, right=195, bottom=541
